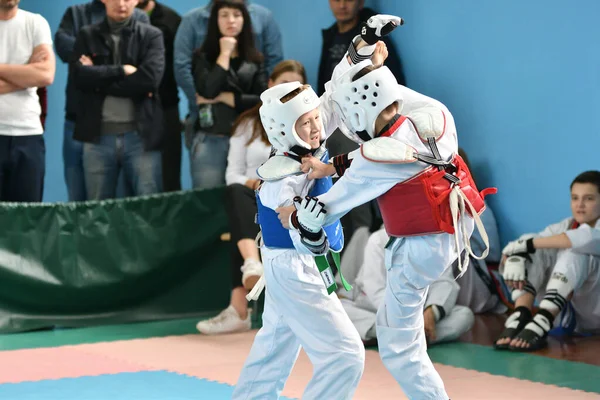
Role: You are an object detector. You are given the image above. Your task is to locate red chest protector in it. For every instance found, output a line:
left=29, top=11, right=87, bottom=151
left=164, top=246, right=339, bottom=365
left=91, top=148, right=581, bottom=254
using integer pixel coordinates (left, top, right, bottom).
left=375, top=123, right=497, bottom=238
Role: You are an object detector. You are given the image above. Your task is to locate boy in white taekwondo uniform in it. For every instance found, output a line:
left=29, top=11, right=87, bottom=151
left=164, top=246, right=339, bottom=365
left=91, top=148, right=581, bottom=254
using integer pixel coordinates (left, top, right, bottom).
left=232, top=16, right=399, bottom=400
left=495, top=170, right=600, bottom=351
left=279, top=15, right=497, bottom=400
left=340, top=226, right=475, bottom=345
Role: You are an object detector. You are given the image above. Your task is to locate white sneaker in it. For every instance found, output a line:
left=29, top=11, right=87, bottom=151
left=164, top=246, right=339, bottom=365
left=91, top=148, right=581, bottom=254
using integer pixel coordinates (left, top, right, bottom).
left=241, top=259, right=263, bottom=291
left=195, top=305, right=251, bottom=335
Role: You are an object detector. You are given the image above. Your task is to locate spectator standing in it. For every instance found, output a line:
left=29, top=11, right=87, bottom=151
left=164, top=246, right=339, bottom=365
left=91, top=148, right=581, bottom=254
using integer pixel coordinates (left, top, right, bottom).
left=188, top=0, right=267, bottom=189
left=55, top=0, right=149, bottom=201
left=174, top=0, right=282, bottom=142
left=0, top=0, right=55, bottom=202
left=137, top=0, right=183, bottom=192
left=71, top=0, right=165, bottom=200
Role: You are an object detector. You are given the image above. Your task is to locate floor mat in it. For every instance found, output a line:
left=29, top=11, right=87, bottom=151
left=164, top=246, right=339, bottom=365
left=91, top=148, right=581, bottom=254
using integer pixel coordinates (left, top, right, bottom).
left=1, top=332, right=599, bottom=399
left=0, top=371, right=296, bottom=400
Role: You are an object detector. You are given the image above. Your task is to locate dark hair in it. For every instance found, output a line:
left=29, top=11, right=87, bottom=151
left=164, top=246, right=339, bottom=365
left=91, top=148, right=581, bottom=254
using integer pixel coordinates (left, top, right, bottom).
left=231, top=60, right=307, bottom=146
left=199, top=0, right=263, bottom=65
left=571, top=170, right=600, bottom=193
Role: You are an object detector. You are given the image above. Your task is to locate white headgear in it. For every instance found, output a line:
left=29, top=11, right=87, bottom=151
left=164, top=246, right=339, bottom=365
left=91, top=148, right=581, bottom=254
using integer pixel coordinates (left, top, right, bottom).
left=330, top=60, right=403, bottom=143
left=259, top=82, right=323, bottom=155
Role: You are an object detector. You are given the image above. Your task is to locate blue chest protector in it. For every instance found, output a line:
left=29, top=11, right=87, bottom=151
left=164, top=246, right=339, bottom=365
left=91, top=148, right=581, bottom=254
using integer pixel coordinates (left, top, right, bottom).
left=256, top=152, right=344, bottom=252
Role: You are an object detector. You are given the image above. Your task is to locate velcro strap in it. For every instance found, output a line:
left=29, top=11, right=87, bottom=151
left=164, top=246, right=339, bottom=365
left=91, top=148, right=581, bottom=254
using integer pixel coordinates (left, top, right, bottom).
left=333, top=153, right=352, bottom=177
left=300, top=231, right=328, bottom=254
left=523, top=281, right=537, bottom=296
left=348, top=37, right=372, bottom=64
left=505, top=306, right=532, bottom=329
left=527, top=310, right=553, bottom=337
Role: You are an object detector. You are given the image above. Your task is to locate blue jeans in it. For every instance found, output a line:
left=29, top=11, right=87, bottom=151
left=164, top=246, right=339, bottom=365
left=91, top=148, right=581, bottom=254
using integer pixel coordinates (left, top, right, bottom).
left=83, top=132, right=162, bottom=200
left=0, top=135, right=45, bottom=202
left=189, top=132, right=229, bottom=189
left=63, top=120, right=87, bottom=201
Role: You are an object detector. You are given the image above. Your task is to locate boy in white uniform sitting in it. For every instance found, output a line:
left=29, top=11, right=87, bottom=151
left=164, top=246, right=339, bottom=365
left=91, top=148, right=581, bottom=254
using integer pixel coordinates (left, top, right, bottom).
left=496, top=170, right=600, bottom=351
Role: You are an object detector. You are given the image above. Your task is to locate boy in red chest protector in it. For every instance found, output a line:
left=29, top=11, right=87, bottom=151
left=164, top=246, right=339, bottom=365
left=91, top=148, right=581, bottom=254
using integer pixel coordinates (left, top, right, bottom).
left=278, top=15, right=496, bottom=399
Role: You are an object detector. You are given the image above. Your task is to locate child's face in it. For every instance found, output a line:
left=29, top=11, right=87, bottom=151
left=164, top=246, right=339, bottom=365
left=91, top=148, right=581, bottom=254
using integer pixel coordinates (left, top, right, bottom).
left=570, top=183, right=600, bottom=226
left=295, top=108, right=321, bottom=149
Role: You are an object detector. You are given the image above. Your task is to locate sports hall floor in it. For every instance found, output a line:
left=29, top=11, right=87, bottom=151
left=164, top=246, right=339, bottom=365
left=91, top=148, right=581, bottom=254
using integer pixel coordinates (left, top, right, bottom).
left=0, top=313, right=598, bottom=399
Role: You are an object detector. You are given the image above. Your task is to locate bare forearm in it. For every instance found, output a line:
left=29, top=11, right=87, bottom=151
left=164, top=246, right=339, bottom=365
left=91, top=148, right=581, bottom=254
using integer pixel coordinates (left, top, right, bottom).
left=218, top=92, right=235, bottom=108
left=0, top=64, right=54, bottom=88
left=216, top=53, right=230, bottom=71
left=0, top=78, right=23, bottom=94
left=533, top=233, right=572, bottom=250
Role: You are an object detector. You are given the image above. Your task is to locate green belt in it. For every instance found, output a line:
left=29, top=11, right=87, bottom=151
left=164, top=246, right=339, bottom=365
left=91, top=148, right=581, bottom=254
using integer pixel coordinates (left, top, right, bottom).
left=314, top=251, right=353, bottom=295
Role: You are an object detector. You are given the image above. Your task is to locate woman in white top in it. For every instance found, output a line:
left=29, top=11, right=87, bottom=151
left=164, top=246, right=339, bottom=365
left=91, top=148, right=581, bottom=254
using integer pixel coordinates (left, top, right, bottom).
left=196, top=60, right=307, bottom=335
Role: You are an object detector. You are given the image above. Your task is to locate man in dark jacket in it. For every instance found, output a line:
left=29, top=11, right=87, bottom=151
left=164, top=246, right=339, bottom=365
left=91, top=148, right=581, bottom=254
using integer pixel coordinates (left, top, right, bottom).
left=72, top=0, right=165, bottom=200
left=137, top=0, right=182, bottom=192
left=55, top=0, right=149, bottom=201
left=317, top=1, right=401, bottom=244
left=318, top=1, right=405, bottom=96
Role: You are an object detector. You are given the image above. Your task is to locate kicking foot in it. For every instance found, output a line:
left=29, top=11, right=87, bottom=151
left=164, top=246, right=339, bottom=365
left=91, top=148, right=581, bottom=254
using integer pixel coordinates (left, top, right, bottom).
left=494, top=306, right=532, bottom=350
left=196, top=305, right=251, bottom=335
left=509, top=309, right=553, bottom=352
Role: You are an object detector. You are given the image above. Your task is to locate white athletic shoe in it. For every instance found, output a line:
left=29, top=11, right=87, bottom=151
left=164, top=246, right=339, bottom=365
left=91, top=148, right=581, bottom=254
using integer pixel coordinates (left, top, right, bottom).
left=241, top=259, right=263, bottom=291
left=195, top=305, right=251, bottom=335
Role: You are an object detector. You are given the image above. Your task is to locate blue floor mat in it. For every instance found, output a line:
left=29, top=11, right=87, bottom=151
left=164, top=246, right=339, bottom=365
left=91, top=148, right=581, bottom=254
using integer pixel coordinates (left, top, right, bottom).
left=0, top=371, right=298, bottom=400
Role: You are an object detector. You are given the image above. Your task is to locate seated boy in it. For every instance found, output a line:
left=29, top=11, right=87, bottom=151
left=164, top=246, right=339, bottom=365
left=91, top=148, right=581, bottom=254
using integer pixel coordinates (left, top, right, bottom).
left=495, top=170, right=600, bottom=351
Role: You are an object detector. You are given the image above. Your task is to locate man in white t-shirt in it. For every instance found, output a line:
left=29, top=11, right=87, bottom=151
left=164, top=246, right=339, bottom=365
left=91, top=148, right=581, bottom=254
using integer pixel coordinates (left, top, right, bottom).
left=0, top=0, right=55, bottom=202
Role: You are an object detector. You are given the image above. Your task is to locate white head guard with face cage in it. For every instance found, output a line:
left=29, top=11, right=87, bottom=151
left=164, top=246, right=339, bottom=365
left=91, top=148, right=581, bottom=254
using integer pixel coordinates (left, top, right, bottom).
left=259, top=82, right=323, bottom=155
left=330, top=60, right=404, bottom=143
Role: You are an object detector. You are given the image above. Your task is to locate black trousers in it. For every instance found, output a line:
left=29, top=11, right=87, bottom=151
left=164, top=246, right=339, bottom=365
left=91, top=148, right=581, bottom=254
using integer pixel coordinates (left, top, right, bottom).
left=161, top=106, right=182, bottom=192
left=0, top=135, right=45, bottom=202
left=224, top=183, right=260, bottom=288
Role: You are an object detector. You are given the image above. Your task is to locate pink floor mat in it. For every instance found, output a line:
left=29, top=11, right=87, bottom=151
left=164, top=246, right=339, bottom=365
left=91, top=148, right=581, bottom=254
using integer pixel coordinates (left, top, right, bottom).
left=0, top=346, right=157, bottom=384
left=1, top=331, right=598, bottom=399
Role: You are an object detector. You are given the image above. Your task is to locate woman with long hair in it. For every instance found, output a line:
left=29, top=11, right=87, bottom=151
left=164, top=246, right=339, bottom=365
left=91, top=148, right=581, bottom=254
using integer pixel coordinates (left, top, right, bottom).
left=189, top=0, right=267, bottom=189
left=196, top=60, right=307, bottom=335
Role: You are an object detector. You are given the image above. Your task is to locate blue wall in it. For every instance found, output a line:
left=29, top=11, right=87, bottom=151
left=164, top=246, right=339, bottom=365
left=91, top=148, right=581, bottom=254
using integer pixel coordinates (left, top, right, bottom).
left=26, top=0, right=599, bottom=243
left=27, top=0, right=367, bottom=203
left=375, top=0, right=600, bottom=242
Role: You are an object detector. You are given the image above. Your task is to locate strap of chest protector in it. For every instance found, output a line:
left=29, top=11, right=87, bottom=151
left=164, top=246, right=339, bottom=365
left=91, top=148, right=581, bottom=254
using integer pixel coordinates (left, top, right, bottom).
left=246, top=275, right=266, bottom=301
left=420, top=137, right=461, bottom=185
left=421, top=137, right=491, bottom=278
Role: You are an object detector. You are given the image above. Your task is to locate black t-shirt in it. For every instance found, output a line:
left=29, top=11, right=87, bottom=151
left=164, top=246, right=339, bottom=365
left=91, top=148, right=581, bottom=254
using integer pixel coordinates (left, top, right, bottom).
left=323, top=29, right=356, bottom=84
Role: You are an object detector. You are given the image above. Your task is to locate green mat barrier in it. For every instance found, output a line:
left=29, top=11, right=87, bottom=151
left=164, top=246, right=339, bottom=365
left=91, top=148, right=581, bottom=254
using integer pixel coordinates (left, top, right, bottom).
left=0, top=188, right=232, bottom=334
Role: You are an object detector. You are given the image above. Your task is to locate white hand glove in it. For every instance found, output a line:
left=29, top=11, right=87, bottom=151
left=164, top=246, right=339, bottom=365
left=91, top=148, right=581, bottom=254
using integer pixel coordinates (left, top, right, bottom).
left=502, top=255, right=527, bottom=282
left=361, top=14, right=404, bottom=45
left=502, top=238, right=535, bottom=256
left=294, top=196, right=327, bottom=235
